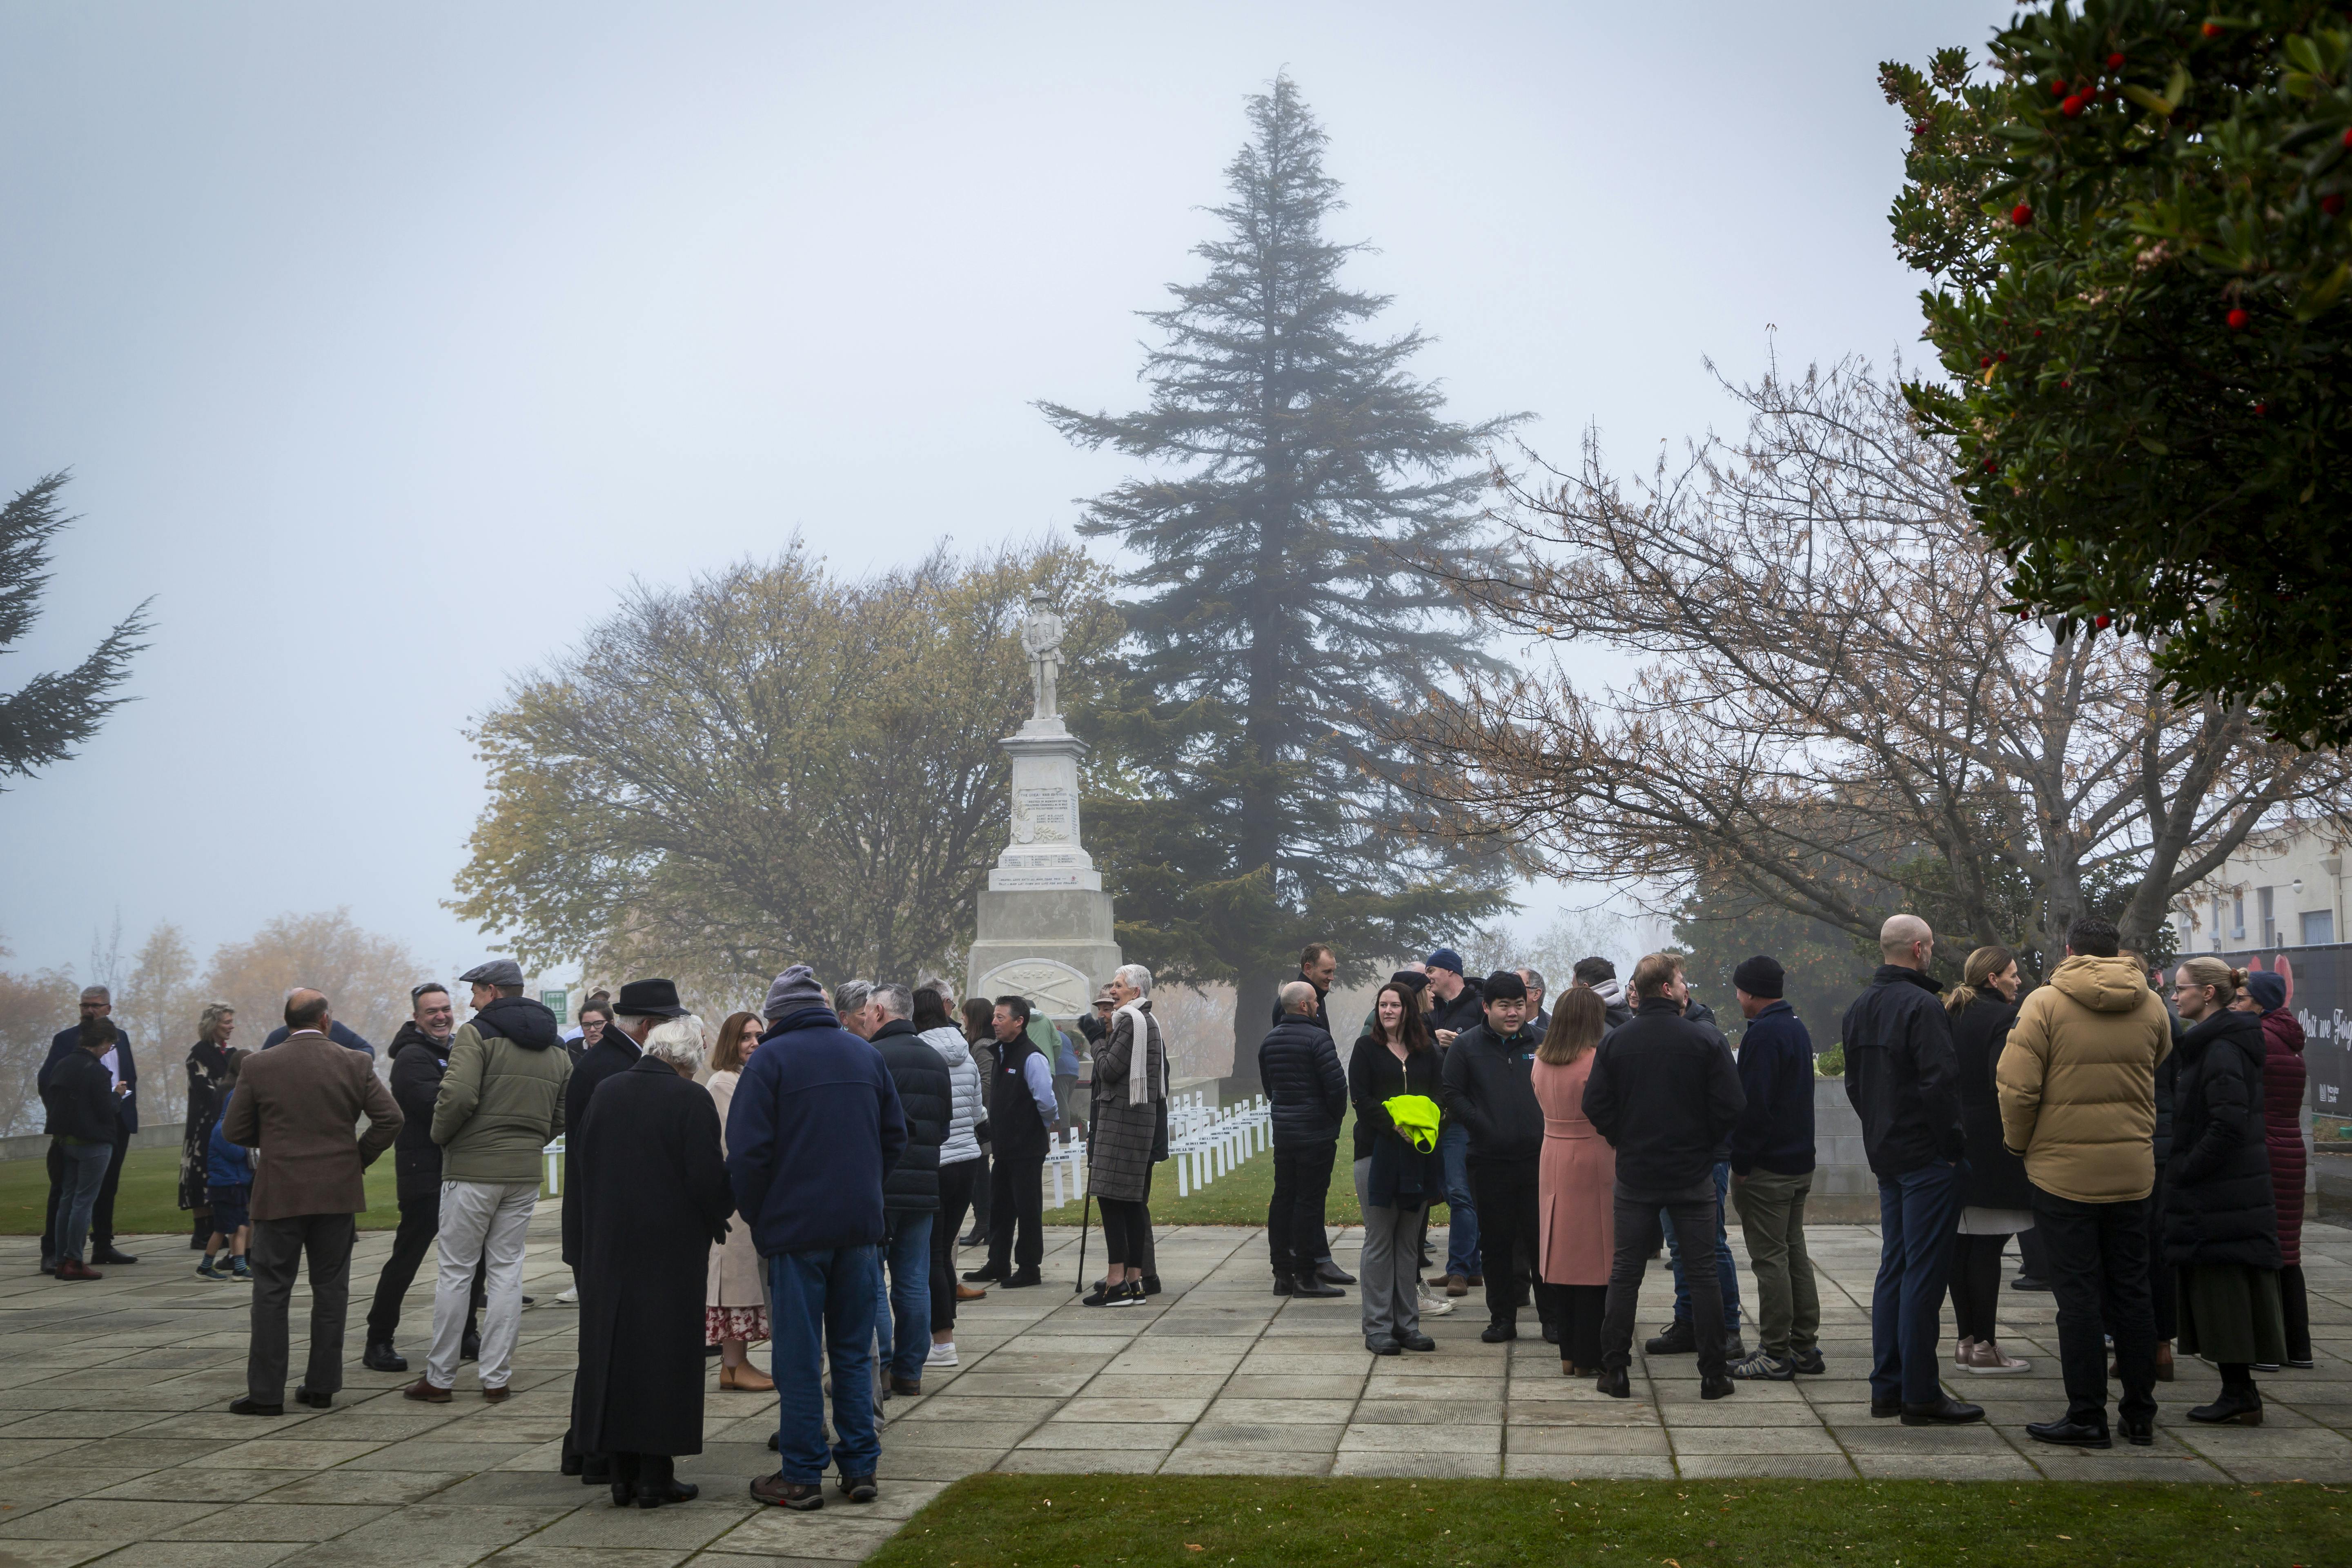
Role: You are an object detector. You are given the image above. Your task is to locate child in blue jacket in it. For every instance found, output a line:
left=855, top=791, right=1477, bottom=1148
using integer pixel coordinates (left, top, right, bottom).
left=200, top=1077, right=255, bottom=1281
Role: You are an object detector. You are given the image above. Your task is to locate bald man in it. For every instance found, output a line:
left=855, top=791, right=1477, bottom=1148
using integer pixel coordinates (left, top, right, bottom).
left=1842, top=915, right=1979, bottom=1427
left=1259, top=980, right=1348, bottom=1299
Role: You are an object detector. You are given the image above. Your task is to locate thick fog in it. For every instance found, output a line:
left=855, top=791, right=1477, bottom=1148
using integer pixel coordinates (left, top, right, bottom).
left=0, top=0, right=2001, bottom=980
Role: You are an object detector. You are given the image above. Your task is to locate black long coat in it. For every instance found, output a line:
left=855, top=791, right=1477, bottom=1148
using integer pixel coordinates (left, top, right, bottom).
left=1951, top=994, right=2035, bottom=1212
left=2163, top=1009, right=2281, bottom=1272
left=571, top=1056, right=734, bottom=1457
left=561, top=1031, right=643, bottom=1267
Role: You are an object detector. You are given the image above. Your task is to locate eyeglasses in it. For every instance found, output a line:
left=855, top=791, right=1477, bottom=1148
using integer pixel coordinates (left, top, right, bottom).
left=411, top=984, right=449, bottom=1002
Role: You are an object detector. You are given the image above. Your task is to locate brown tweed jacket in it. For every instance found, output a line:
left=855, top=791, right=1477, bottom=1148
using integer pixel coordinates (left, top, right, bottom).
left=222, top=1031, right=402, bottom=1221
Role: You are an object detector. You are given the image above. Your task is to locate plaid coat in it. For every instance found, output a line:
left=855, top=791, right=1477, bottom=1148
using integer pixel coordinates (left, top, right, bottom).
left=1088, top=1002, right=1167, bottom=1203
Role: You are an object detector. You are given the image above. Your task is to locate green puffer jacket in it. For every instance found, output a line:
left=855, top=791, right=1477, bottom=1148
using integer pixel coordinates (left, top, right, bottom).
left=432, top=996, right=571, bottom=1183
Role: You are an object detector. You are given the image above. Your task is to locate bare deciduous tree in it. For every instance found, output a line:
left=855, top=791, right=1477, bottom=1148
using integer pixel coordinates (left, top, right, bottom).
left=203, top=909, right=423, bottom=1059
left=1410, top=358, right=2351, bottom=971
left=121, top=922, right=197, bottom=1125
left=0, top=959, right=74, bottom=1135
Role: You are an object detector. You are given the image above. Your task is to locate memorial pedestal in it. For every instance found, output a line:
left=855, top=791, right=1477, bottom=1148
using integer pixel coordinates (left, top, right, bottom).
left=965, top=717, right=1121, bottom=1020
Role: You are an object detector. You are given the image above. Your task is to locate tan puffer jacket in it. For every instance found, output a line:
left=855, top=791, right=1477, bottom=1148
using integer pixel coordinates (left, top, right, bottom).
left=1996, top=956, right=2174, bottom=1203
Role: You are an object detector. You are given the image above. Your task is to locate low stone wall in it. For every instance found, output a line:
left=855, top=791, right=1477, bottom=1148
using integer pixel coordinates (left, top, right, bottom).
left=0, top=1125, right=182, bottom=1163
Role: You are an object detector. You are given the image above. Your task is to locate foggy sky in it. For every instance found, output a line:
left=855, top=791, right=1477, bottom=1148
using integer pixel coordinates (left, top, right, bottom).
left=0, top=1, right=2003, bottom=987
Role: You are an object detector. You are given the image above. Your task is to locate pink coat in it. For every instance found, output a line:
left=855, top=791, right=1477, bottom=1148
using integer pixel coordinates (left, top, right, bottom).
left=1535, top=1054, right=1615, bottom=1285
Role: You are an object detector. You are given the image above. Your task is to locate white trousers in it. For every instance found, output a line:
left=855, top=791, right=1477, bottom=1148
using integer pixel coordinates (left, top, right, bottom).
left=428, top=1179, right=537, bottom=1390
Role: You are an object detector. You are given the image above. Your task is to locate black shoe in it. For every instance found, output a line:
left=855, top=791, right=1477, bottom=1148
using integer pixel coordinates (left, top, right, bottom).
left=1002, top=1268, right=1042, bottom=1288
left=962, top=1264, right=1005, bottom=1282
left=2120, top=1414, right=2154, bottom=1447
left=766, top=1433, right=778, bottom=1451
left=1595, top=1367, right=1630, bottom=1399
left=1366, top=1336, right=1401, bottom=1355
left=562, top=1451, right=585, bottom=1477
left=2011, top=1274, right=2051, bottom=1292
left=1290, top=1274, right=1344, bottom=1299
left=1700, top=1374, right=1734, bottom=1401
left=461, top=1329, right=481, bottom=1362
left=38, top=1256, right=56, bottom=1276
left=958, top=1231, right=986, bottom=1249
left=1870, top=1397, right=1901, bottom=1418
left=1082, top=1281, right=1126, bottom=1306
left=1480, top=1321, right=1517, bottom=1343
left=838, top=1474, right=878, bottom=1503
left=1723, top=1333, right=1746, bottom=1361
left=91, top=1245, right=138, bottom=1265
left=636, top=1479, right=697, bottom=1508
left=1788, top=1348, right=1827, bottom=1376
left=1315, top=1261, right=1356, bottom=1286
left=363, top=1341, right=408, bottom=1373
left=2188, top=1387, right=2263, bottom=1425
left=582, top=1459, right=612, bottom=1484
left=889, top=1375, right=922, bottom=1397
left=1644, top=1319, right=1695, bottom=1355
left=1901, top=1396, right=1985, bottom=1426
left=1541, top=1323, right=1560, bottom=1345
left=292, top=1387, right=332, bottom=1410
left=1270, top=1273, right=1294, bottom=1296
left=1399, top=1331, right=1436, bottom=1352
left=1141, top=1274, right=1162, bottom=1296
left=229, top=1396, right=284, bottom=1417
left=2027, top=1417, right=2111, bottom=1449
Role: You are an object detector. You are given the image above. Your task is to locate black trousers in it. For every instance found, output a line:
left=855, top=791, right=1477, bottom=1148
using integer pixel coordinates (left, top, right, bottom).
left=1545, top=1282, right=1606, bottom=1368
left=932, top=1158, right=980, bottom=1332
left=365, top=1185, right=483, bottom=1345
left=247, top=1212, right=356, bottom=1403
left=2034, top=1187, right=2156, bottom=1428
left=2146, top=1169, right=2177, bottom=1340
left=1470, top=1158, right=1541, bottom=1327
left=1946, top=1232, right=2009, bottom=1343
left=968, top=1146, right=992, bottom=1235
left=1266, top=1139, right=1337, bottom=1276
left=986, top=1153, right=1044, bottom=1273
left=2016, top=1224, right=2048, bottom=1281
left=41, top=1122, right=132, bottom=1255
left=1601, top=1185, right=1727, bottom=1376
left=1099, top=1196, right=1150, bottom=1266
left=2283, top=1263, right=2311, bottom=1363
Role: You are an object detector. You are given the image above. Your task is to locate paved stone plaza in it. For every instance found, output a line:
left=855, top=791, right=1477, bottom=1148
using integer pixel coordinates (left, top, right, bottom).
left=1, top=1214, right=2348, bottom=1566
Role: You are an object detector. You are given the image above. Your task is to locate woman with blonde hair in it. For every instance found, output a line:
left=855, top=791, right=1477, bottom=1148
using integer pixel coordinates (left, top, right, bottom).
left=180, top=1003, right=238, bottom=1248
left=704, top=1010, right=772, bottom=1391
left=1534, top=987, right=1615, bottom=1374
left=1943, top=946, right=2034, bottom=1374
left=2166, top=956, right=2285, bottom=1424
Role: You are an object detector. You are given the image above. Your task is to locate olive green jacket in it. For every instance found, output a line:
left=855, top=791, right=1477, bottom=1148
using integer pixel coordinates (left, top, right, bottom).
left=432, top=1016, right=572, bottom=1184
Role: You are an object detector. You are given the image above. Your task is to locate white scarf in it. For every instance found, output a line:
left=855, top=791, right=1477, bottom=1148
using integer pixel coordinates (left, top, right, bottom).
left=1114, top=1000, right=1158, bottom=1107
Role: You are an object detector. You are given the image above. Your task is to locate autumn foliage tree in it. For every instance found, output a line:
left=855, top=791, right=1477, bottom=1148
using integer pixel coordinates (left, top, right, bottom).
left=453, top=541, right=1118, bottom=1002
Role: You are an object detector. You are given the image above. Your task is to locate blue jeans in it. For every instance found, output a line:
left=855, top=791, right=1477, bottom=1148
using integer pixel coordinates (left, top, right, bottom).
left=1873, top=1160, right=1962, bottom=1406
left=1437, top=1124, right=1480, bottom=1278
left=769, top=1247, right=880, bottom=1483
left=53, top=1139, right=112, bottom=1263
left=1666, top=1160, right=1743, bottom=1328
left=872, top=1212, right=933, bottom=1385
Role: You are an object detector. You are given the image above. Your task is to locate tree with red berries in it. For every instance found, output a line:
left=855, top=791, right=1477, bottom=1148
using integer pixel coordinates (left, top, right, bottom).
left=1884, top=3, right=2352, bottom=745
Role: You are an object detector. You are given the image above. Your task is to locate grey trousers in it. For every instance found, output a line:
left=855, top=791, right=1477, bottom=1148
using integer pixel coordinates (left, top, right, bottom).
left=1353, top=1157, right=1422, bottom=1345
left=247, top=1213, right=356, bottom=1403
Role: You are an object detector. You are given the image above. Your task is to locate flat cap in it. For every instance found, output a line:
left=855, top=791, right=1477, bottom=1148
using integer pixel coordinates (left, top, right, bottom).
left=458, top=958, right=526, bottom=988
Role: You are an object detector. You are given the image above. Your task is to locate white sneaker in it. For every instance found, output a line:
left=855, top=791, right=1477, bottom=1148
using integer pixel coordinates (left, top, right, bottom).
left=1417, top=1284, right=1455, bottom=1316
left=925, top=1342, right=959, bottom=1368
left=556, top=1285, right=578, bottom=1305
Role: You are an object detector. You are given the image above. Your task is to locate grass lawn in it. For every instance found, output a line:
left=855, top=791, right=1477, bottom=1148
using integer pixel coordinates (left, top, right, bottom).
left=0, top=1144, right=494, bottom=1235
left=868, top=1475, right=2348, bottom=1568
left=1042, top=1108, right=1427, bottom=1228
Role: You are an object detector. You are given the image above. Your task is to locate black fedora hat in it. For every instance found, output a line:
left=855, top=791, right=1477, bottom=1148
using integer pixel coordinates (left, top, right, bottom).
left=614, top=978, right=688, bottom=1019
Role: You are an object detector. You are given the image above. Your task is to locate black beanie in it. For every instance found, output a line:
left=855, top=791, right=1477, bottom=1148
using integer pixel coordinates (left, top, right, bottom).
left=1732, top=955, right=1784, bottom=999
left=1481, top=969, right=1528, bottom=1002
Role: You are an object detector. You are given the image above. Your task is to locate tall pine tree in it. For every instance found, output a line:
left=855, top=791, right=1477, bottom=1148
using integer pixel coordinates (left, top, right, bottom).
left=1041, top=76, right=1519, bottom=1084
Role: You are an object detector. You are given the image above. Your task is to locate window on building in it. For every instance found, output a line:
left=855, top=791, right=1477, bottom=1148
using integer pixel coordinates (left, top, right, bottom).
left=2259, top=886, right=2276, bottom=947
left=2303, top=909, right=2336, bottom=946
left=2233, top=892, right=2246, bottom=940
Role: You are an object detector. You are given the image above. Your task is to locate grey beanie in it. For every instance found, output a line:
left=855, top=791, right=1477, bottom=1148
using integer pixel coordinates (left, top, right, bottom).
left=763, top=964, right=829, bottom=1023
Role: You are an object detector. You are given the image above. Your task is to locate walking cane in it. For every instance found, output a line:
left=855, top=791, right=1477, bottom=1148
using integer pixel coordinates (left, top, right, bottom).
left=1074, top=1194, right=1094, bottom=1294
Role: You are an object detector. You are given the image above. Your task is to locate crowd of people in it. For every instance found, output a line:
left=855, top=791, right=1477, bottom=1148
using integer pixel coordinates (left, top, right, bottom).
left=1253, top=915, right=2310, bottom=1445
left=25, top=909, right=2316, bottom=1504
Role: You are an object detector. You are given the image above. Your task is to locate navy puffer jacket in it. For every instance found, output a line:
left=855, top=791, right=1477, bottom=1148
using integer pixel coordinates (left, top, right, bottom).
left=1258, top=1017, right=1346, bottom=1146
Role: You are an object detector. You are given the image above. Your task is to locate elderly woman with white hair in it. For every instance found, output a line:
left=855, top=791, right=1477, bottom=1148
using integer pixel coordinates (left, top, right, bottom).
left=570, top=1013, right=736, bottom=1508
left=1083, top=964, right=1168, bottom=1307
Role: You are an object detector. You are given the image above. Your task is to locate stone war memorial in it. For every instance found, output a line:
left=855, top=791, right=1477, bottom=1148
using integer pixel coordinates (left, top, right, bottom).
left=964, top=591, right=1121, bottom=1026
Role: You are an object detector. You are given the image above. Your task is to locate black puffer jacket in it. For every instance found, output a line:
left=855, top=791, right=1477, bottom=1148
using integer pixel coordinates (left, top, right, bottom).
left=41, top=1046, right=118, bottom=1144
left=1440, top=1020, right=1545, bottom=1163
left=387, top=1022, right=456, bottom=1196
left=1951, top=994, right=2034, bottom=1211
left=1842, top=965, right=1964, bottom=1178
left=2163, top=1009, right=2280, bottom=1270
left=873, top=1019, right=951, bottom=1212
left=1258, top=1016, right=1346, bottom=1146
